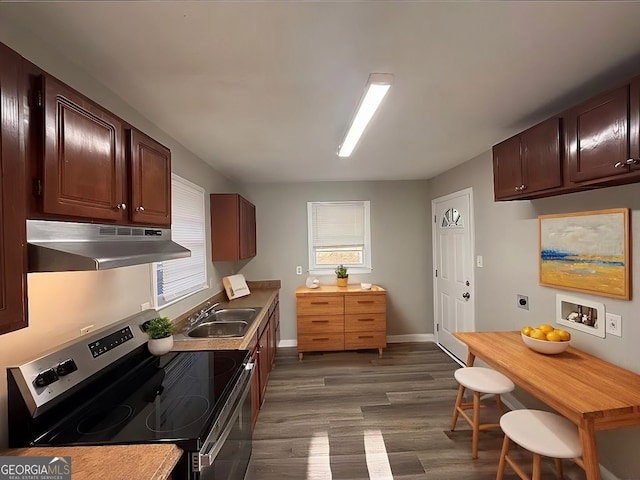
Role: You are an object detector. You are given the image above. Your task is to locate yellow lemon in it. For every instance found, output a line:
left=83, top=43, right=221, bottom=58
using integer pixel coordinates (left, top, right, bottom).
left=530, top=329, right=547, bottom=341
left=538, top=324, right=554, bottom=334
left=556, top=329, right=571, bottom=341
left=546, top=331, right=561, bottom=342
left=521, top=326, right=534, bottom=337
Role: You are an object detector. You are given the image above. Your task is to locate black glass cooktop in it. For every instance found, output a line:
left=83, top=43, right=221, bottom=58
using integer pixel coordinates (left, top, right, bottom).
left=34, top=349, right=249, bottom=450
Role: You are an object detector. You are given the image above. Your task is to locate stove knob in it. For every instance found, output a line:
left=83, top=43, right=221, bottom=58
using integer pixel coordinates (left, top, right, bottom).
left=34, top=368, right=59, bottom=388
left=56, top=359, right=78, bottom=377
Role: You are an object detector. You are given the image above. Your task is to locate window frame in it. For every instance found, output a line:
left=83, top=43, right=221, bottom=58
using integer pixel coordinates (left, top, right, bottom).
left=307, top=200, right=372, bottom=276
left=152, top=174, right=208, bottom=309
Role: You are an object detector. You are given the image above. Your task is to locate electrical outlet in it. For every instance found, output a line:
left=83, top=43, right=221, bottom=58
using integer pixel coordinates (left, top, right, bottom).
left=80, top=325, right=94, bottom=336
left=296, top=266, right=302, bottom=275
left=606, top=313, right=622, bottom=337
left=517, top=294, right=529, bottom=310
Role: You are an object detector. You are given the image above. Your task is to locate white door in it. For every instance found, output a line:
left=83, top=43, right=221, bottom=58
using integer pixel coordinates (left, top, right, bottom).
left=432, top=188, right=475, bottom=364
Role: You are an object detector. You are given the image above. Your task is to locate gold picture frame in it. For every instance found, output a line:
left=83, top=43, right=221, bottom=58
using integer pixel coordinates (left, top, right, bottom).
left=539, top=208, right=631, bottom=300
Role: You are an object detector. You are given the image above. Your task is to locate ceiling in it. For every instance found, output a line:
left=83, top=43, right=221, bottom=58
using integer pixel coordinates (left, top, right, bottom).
left=3, top=2, right=640, bottom=184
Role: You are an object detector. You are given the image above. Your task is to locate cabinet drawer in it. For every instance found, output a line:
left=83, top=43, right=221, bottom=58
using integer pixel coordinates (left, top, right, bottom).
left=298, top=333, right=344, bottom=352
left=345, top=331, right=387, bottom=350
left=344, top=294, right=386, bottom=314
left=297, top=315, right=344, bottom=334
left=344, top=313, right=386, bottom=332
left=296, top=295, right=344, bottom=315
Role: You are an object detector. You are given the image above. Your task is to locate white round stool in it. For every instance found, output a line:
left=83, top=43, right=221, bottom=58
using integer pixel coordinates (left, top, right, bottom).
left=497, top=409, right=584, bottom=480
left=451, top=367, right=515, bottom=459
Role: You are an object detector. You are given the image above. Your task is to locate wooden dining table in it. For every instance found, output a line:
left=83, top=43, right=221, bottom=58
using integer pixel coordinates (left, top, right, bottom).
left=454, top=331, right=640, bottom=480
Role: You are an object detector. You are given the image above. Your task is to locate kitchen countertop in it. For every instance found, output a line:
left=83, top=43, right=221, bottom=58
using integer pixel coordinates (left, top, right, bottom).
left=1, top=444, right=182, bottom=480
left=172, top=287, right=279, bottom=351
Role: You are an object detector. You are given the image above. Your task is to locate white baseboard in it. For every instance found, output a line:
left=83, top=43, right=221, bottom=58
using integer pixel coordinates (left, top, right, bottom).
left=387, top=334, right=434, bottom=343
left=278, top=334, right=434, bottom=348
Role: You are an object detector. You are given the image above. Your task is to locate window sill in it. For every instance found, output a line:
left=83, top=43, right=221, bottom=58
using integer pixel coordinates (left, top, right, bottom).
left=308, top=267, right=372, bottom=276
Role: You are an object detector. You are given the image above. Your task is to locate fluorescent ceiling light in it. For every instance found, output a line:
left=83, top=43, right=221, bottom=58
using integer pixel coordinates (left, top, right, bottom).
left=337, top=73, right=393, bottom=158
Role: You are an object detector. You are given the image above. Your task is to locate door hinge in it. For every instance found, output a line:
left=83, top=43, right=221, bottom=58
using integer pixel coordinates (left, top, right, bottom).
left=434, top=215, right=436, bottom=223
left=33, top=178, right=42, bottom=196
left=436, top=323, right=440, bottom=332
left=435, top=269, right=438, bottom=277
left=36, top=90, right=42, bottom=108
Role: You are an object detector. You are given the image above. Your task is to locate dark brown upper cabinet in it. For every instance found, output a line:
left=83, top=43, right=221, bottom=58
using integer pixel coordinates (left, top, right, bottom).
left=37, top=75, right=171, bottom=227
left=493, top=117, right=562, bottom=200
left=128, top=128, right=171, bottom=227
left=566, top=85, right=630, bottom=184
left=0, top=44, right=28, bottom=334
left=210, top=193, right=257, bottom=261
left=41, top=75, right=125, bottom=222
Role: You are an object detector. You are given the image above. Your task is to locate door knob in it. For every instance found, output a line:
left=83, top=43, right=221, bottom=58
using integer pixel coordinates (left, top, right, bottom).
left=136, top=206, right=145, bottom=212
left=116, top=203, right=127, bottom=210
left=462, top=292, right=470, bottom=300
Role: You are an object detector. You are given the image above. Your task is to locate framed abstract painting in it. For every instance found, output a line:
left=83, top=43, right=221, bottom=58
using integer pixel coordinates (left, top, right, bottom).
left=539, top=208, right=630, bottom=300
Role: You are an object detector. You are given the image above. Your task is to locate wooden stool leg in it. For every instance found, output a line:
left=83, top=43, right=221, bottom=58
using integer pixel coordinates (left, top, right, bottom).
left=495, top=393, right=504, bottom=415
left=472, top=390, right=480, bottom=459
left=532, top=453, right=542, bottom=480
left=451, top=384, right=465, bottom=431
left=496, top=434, right=510, bottom=480
left=554, top=458, right=564, bottom=479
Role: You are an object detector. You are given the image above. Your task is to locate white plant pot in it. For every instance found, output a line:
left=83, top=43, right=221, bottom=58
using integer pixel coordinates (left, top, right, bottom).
left=148, top=336, right=174, bottom=356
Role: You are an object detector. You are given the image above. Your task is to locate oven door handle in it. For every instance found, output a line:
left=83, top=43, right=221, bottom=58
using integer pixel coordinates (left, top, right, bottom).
left=198, top=361, right=255, bottom=469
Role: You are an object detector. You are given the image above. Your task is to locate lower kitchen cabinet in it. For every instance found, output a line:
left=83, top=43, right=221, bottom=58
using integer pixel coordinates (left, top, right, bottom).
left=296, top=285, right=387, bottom=360
left=250, top=293, right=279, bottom=429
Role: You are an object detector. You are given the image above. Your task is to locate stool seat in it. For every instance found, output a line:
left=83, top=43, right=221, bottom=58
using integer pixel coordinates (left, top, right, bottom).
left=500, top=409, right=582, bottom=459
left=454, top=367, right=515, bottom=394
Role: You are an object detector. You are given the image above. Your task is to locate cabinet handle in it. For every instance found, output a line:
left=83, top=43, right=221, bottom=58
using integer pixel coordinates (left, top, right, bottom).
left=311, top=320, right=329, bottom=323
left=136, top=206, right=145, bottom=212
left=311, top=301, right=329, bottom=305
left=312, top=338, right=329, bottom=341
left=116, top=203, right=127, bottom=210
left=514, top=184, right=526, bottom=192
left=357, top=300, right=374, bottom=304
left=357, top=318, right=375, bottom=322
left=358, top=335, right=374, bottom=339
left=614, top=158, right=640, bottom=168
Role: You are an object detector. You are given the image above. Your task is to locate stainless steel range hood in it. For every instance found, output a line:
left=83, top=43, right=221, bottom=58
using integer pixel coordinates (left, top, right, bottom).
left=27, top=220, right=191, bottom=272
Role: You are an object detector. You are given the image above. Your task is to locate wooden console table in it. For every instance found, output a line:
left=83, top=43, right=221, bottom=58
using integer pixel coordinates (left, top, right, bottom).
left=454, top=331, right=640, bottom=480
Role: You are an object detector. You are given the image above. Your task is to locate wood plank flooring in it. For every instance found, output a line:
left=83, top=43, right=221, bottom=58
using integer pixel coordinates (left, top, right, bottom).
left=247, top=342, right=587, bottom=480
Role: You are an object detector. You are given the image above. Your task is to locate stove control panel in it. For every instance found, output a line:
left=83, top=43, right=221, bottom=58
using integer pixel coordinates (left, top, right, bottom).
left=88, top=326, right=134, bottom=358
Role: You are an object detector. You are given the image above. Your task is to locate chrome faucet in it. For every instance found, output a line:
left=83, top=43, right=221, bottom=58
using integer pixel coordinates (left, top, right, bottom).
left=188, top=302, right=221, bottom=326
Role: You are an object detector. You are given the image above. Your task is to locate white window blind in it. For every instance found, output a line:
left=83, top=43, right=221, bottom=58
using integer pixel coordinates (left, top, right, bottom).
left=155, top=174, right=208, bottom=307
left=307, top=201, right=371, bottom=274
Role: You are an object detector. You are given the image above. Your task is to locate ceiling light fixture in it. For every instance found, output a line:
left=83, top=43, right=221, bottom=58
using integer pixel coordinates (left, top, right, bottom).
left=337, top=73, right=393, bottom=158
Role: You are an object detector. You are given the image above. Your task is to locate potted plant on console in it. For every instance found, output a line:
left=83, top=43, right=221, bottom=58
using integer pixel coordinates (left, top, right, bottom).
left=335, top=264, right=349, bottom=287
left=146, top=316, right=174, bottom=356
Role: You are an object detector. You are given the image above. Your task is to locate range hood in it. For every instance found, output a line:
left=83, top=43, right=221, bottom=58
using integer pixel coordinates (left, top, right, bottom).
left=27, top=220, right=191, bottom=272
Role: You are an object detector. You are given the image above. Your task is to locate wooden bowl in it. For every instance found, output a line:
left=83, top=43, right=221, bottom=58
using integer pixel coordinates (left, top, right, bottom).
left=521, top=333, right=570, bottom=354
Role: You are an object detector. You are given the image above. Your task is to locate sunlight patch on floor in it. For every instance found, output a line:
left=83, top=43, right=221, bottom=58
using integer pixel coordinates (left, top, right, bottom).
left=306, top=430, right=332, bottom=479
left=364, top=429, right=393, bottom=479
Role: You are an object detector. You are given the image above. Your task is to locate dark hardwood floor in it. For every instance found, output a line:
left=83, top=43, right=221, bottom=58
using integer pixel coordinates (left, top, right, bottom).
left=247, top=343, right=586, bottom=480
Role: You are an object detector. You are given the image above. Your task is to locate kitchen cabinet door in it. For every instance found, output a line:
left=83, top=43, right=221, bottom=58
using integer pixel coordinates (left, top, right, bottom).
left=567, top=85, right=630, bottom=183
left=210, top=193, right=257, bottom=261
left=625, top=77, right=640, bottom=173
left=128, top=128, right=171, bottom=226
left=492, top=117, right=562, bottom=200
left=0, top=44, right=28, bottom=335
left=41, top=75, right=125, bottom=221
left=258, top=324, right=270, bottom=405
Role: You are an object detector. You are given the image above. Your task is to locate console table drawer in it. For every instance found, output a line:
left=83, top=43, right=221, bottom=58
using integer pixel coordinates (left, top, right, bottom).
left=298, top=333, right=345, bottom=352
left=344, top=313, right=386, bottom=332
left=297, top=315, right=344, bottom=334
left=344, top=295, right=386, bottom=314
left=345, top=331, right=386, bottom=350
left=297, top=295, right=344, bottom=315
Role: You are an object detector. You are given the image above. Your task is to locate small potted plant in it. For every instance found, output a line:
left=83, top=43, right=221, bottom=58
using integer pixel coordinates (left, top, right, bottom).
left=335, top=264, right=349, bottom=287
left=146, top=316, right=175, bottom=356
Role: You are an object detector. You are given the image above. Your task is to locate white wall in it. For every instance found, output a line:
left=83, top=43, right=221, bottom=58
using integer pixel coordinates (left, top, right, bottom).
left=237, top=181, right=432, bottom=343
left=428, top=151, right=640, bottom=479
left=0, top=18, right=237, bottom=448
